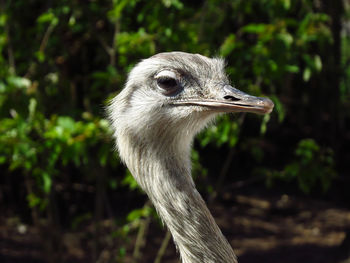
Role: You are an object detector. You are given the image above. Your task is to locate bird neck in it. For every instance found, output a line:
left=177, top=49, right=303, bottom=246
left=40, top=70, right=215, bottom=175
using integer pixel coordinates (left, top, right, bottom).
left=123, top=136, right=237, bottom=263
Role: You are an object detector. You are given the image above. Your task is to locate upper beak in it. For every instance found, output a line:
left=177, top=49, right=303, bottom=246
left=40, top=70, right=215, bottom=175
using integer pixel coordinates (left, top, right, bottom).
left=174, top=85, right=274, bottom=114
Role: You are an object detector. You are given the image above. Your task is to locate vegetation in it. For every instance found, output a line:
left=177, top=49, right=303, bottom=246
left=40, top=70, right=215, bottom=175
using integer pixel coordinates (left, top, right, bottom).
left=0, top=0, right=349, bottom=262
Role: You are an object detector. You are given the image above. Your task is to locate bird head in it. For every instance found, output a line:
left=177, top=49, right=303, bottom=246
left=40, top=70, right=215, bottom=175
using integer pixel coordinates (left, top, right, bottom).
left=108, top=52, right=274, bottom=154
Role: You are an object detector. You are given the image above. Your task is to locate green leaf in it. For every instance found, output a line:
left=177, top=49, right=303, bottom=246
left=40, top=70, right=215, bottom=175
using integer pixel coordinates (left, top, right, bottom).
left=108, top=0, right=129, bottom=21
left=28, top=98, right=37, bottom=121
left=122, top=170, right=139, bottom=190
left=285, top=65, right=299, bottom=73
left=260, top=114, right=270, bottom=135
left=303, top=67, right=311, bottom=82
left=314, top=55, right=322, bottom=72
left=242, top=23, right=267, bottom=34
left=0, top=14, right=7, bottom=26
left=282, top=0, right=291, bottom=10
left=35, top=51, right=45, bottom=62
left=7, top=76, right=31, bottom=89
left=220, top=34, right=236, bottom=57
left=278, top=32, right=293, bottom=47
left=162, top=0, right=184, bottom=9
left=270, top=95, right=285, bottom=123
left=37, top=11, right=55, bottom=24
left=57, top=116, right=76, bottom=133
left=0, top=156, right=6, bottom=164
left=126, top=206, right=151, bottom=222
left=42, top=172, right=52, bottom=193
left=27, top=193, right=41, bottom=208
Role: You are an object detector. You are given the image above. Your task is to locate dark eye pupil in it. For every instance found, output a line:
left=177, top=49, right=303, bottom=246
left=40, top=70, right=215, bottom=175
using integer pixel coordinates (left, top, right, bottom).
left=157, top=77, right=177, bottom=89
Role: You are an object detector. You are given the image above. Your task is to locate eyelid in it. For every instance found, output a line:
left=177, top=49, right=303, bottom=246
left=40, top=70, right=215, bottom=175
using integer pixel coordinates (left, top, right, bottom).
left=155, top=70, right=178, bottom=80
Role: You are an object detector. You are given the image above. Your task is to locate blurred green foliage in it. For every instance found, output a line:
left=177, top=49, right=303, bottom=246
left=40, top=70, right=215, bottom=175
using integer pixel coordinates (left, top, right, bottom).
left=266, top=138, right=336, bottom=194
left=0, top=0, right=349, bottom=261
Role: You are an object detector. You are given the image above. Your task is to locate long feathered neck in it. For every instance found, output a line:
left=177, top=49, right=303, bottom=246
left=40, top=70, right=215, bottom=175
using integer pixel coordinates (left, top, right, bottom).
left=116, top=121, right=237, bottom=263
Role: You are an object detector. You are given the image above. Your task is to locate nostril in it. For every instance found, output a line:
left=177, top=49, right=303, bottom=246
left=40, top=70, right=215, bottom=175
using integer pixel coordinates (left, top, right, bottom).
left=224, top=95, right=240, bottom=102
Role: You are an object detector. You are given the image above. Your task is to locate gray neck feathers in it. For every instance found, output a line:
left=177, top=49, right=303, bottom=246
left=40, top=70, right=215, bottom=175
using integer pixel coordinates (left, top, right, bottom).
left=112, top=107, right=237, bottom=263
left=143, top=152, right=237, bottom=263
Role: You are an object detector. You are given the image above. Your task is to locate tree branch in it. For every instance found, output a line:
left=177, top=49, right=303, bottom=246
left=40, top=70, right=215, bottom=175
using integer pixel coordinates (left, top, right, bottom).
left=154, top=230, right=171, bottom=263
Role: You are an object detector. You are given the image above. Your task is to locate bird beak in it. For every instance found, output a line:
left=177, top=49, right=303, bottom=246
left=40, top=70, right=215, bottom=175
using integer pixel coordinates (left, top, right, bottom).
left=174, top=85, right=274, bottom=114
left=214, top=85, right=274, bottom=114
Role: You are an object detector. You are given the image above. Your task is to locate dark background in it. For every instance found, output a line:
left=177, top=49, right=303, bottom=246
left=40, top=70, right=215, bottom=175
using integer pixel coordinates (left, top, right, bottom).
left=0, top=0, right=349, bottom=262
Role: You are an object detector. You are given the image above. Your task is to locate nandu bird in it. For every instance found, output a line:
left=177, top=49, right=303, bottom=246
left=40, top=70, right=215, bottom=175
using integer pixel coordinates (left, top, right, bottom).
left=108, top=52, right=274, bottom=263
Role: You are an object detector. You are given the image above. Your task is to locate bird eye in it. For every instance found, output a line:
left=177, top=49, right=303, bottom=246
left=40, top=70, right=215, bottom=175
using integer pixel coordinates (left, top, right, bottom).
left=157, top=77, right=178, bottom=90
left=155, top=70, right=181, bottom=95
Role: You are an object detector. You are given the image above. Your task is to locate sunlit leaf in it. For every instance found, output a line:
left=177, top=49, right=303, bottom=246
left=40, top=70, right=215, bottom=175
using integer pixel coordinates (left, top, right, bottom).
left=28, top=98, right=37, bottom=121
left=7, top=76, right=31, bottom=89
left=42, top=172, right=52, bottom=193
left=242, top=23, right=267, bottom=34
left=220, top=34, right=236, bottom=57
left=37, top=11, right=55, bottom=24
left=285, top=65, right=299, bottom=73
left=314, top=55, right=322, bottom=72
left=303, top=67, right=311, bottom=82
